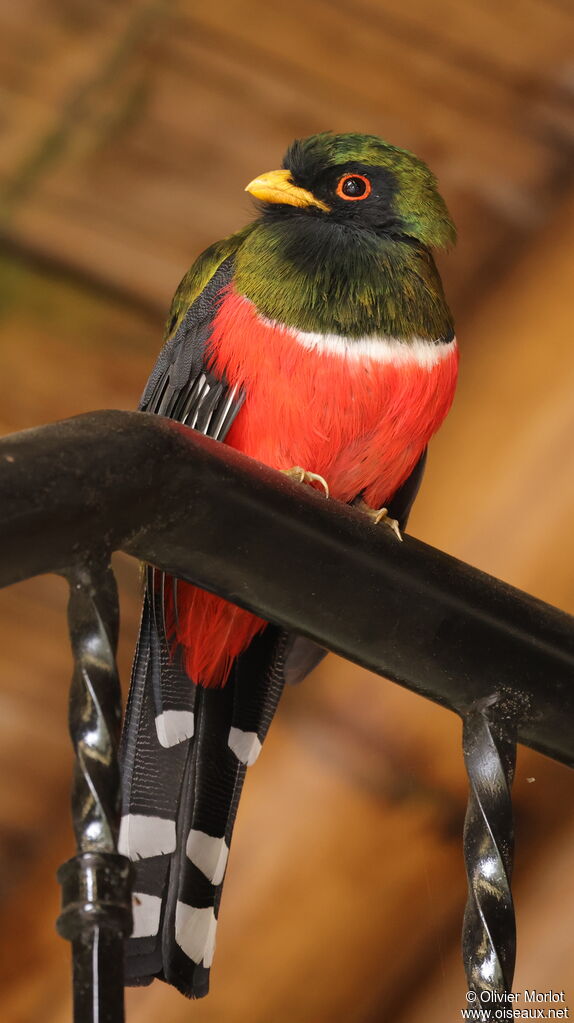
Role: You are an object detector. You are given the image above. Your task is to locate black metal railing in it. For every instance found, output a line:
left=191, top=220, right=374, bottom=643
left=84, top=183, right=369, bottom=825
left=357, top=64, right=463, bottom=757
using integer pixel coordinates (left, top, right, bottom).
left=1, top=409, right=573, bottom=1022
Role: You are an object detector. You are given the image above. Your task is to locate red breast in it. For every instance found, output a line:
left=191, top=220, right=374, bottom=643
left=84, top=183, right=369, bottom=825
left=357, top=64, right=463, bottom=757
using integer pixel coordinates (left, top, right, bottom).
left=167, top=284, right=459, bottom=687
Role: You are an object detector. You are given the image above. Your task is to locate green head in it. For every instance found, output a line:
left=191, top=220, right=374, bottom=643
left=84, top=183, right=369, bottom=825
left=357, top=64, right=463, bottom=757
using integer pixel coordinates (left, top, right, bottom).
left=239, top=132, right=455, bottom=338
left=246, top=131, right=455, bottom=250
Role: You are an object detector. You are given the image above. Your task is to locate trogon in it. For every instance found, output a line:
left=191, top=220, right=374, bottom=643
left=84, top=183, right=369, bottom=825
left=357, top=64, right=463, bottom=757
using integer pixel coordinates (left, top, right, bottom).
left=119, top=132, right=458, bottom=998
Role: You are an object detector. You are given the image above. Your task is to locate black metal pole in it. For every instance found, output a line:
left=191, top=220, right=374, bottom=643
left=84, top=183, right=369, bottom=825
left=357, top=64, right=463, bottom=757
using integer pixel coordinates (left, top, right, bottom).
left=56, top=562, right=132, bottom=1023
left=462, top=697, right=516, bottom=1011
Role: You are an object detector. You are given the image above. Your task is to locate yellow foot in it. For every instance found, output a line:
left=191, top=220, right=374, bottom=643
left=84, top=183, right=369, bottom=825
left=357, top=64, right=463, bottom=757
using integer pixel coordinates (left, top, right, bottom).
left=282, top=465, right=329, bottom=498
left=356, top=500, right=403, bottom=541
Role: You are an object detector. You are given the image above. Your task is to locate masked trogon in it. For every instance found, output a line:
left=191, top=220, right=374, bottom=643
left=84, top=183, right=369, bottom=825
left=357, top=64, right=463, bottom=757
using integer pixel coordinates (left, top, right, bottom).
left=119, top=132, right=458, bottom=998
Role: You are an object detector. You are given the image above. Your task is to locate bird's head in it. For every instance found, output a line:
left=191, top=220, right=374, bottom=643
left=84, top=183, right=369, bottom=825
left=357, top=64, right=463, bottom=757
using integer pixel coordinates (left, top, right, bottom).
left=245, top=132, right=455, bottom=250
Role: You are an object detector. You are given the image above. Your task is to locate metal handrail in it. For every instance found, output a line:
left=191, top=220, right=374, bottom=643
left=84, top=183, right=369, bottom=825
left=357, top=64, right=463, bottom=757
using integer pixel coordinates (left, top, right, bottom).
left=1, top=409, right=573, bottom=1021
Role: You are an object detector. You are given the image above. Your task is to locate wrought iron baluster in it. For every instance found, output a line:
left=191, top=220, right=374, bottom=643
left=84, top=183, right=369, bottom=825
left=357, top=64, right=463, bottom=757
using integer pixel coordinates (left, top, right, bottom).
left=462, top=696, right=517, bottom=1016
left=57, top=560, right=132, bottom=1023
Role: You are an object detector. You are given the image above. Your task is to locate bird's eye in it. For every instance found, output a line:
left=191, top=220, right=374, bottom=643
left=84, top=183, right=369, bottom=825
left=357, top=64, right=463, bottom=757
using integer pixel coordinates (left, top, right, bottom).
left=336, top=174, right=372, bottom=201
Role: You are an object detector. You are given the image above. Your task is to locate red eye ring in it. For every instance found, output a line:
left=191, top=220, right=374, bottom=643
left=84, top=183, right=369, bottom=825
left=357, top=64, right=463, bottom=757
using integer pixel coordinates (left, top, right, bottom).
left=336, top=173, right=372, bottom=201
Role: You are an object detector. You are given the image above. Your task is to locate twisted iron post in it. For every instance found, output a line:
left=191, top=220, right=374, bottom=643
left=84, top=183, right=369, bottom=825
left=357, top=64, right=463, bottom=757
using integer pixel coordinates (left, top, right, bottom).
left=57, top=561, right=133, bottom=1023
left=462, top=695, right=517, bottom=1015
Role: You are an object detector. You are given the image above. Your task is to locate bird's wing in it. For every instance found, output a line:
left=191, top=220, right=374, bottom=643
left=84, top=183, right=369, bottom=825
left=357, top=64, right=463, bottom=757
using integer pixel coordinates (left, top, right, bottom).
left=120, top=234, right=292, bottom=998
left=140, top=253, right=245, bottom=434
left=138, top=253, right=245, bottom=728
left=387, top=448, right=428, bottom=531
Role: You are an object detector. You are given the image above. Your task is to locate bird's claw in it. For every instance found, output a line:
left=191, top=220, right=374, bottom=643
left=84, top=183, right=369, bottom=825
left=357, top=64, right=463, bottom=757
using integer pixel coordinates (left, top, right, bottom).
left=282, top=465, right=329, bottom=498
left=357, top=501, right=403, bottom=541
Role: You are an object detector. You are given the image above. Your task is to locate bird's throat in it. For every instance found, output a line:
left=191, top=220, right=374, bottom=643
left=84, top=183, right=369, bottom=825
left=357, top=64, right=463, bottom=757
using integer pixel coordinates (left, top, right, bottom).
left=235, top=218, right=453, bottom=340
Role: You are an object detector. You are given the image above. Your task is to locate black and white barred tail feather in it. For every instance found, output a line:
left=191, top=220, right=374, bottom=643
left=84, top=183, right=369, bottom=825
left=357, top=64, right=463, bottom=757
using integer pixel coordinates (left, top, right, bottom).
left=119, top=622, right=290, bottom=996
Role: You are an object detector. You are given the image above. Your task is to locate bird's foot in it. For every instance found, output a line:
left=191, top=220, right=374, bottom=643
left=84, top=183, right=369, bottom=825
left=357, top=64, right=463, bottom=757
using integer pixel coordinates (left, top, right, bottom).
left=356, top=500, right=403, bottom=541
left=282, top=466, right=329, bottom=498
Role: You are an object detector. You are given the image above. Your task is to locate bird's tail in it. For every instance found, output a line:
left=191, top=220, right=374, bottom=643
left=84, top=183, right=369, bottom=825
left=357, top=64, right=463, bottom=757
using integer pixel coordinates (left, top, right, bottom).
left=119, top=584, right=287, bottom=997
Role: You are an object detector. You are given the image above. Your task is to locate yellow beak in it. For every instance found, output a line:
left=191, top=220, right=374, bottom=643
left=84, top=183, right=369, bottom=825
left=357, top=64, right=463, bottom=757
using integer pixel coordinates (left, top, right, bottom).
left=245, top=168, right=329, bottom=211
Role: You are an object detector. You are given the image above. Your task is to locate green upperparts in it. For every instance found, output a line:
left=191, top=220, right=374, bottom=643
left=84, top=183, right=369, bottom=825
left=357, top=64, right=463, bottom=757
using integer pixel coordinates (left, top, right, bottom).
left=168, top=132, right=455, bottom=341
left=163, top=223, right=254, bottom=340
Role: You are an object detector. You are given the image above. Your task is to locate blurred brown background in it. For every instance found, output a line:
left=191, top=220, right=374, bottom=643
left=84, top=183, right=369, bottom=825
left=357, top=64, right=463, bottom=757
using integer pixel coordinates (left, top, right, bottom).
left=0, top=1, right=573, bottom=1021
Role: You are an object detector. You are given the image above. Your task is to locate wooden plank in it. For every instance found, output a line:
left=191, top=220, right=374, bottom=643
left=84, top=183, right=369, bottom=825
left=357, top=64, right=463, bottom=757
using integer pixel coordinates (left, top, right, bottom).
left=0, top=0, right=572, bottom=312
left=354, top=0, right=574, bottom=74
left=0, top=1, right=168, bottom=179
left=0, top=249, right=160, bottom=434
